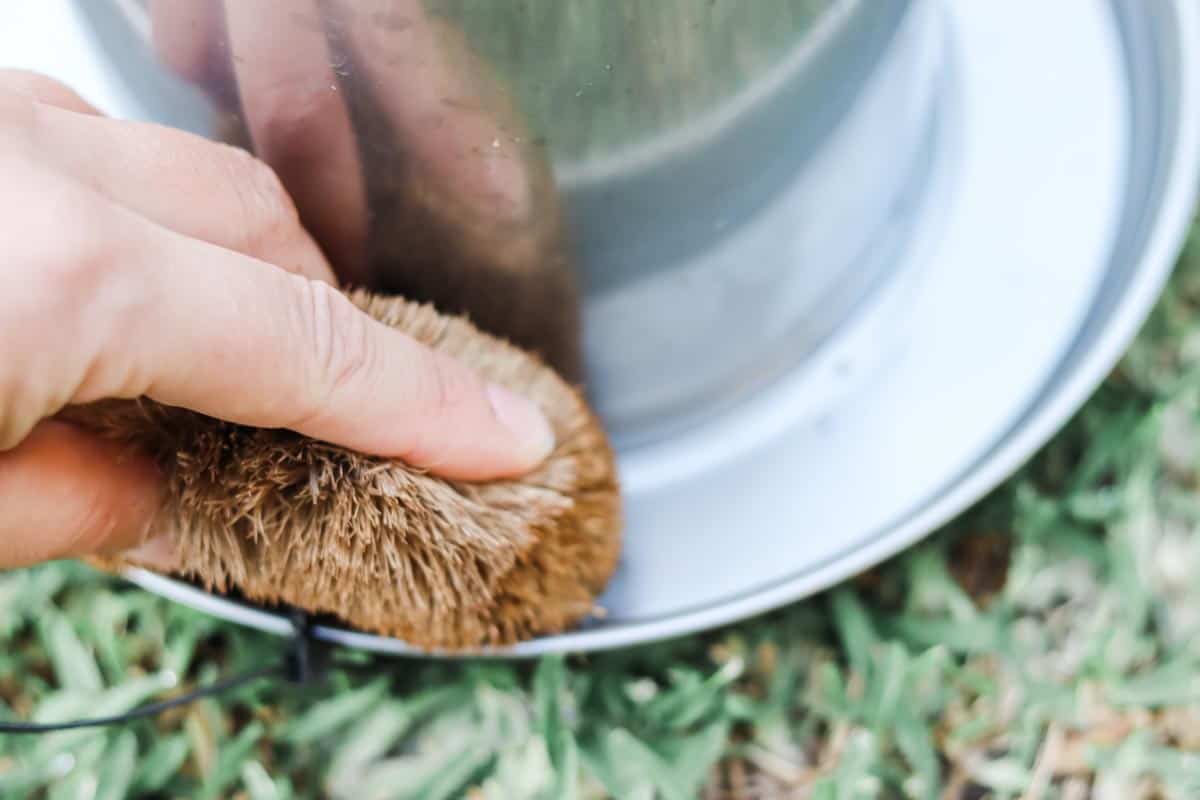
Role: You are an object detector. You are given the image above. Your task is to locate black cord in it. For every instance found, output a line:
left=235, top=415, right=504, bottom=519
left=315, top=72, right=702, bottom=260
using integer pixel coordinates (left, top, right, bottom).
left=0, top=662, right=284, bottom=734
left=0, top=609, right=332, bottom=735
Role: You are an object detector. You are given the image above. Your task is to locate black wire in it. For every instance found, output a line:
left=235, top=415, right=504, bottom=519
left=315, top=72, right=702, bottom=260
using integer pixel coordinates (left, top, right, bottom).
left=0, top=608, right=333, bottom=735
left=0, top=609, right=410, bottom=735
left=0, top=661, right=285, bottom=734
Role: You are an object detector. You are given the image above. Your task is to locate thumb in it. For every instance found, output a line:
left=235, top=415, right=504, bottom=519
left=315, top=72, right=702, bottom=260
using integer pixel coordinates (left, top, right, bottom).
left=0, top=421, right=170, bottom=569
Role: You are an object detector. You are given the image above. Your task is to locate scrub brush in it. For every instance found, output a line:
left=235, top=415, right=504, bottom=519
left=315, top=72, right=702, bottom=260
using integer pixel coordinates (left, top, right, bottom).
left=62, top=289, right=622, bottom=652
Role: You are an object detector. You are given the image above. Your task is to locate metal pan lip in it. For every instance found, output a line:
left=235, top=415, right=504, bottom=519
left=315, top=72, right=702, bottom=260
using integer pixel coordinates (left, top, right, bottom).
left=123, top=0, right=1200, bottom=657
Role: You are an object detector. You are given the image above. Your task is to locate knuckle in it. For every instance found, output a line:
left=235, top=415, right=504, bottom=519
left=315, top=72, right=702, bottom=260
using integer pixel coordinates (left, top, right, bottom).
left=417, top=352, right=478, bottom=420
left=65, top=497, right=119, bottom=557
left=27, top=191, right=121, bottom=301
left=218, top=144, right=298, bottom=257
left=0, top=86, right=38, bottom=140
left=2, top=175, right=142, bottom=399
left=0, top=165, right=119, bottom=306
left=293, top=278, right=374, bottom=421
left=0, top=69, right=85, bottom=111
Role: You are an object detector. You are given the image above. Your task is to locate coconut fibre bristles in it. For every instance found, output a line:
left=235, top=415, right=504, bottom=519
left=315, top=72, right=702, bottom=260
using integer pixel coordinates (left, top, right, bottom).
left=64, top=289, right=622, bottom=651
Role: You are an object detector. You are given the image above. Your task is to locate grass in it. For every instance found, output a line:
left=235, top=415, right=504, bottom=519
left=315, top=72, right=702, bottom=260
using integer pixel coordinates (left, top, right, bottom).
left=3, top=228, right=1200, bottom=797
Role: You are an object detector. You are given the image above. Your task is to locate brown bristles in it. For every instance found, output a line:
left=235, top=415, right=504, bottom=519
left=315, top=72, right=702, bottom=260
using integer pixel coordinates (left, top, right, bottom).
left=61, top=290, right=622, bottom=652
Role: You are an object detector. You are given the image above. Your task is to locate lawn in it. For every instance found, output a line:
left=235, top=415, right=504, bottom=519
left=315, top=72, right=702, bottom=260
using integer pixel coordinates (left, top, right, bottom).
left=2, top=225, right=1199, bottom=797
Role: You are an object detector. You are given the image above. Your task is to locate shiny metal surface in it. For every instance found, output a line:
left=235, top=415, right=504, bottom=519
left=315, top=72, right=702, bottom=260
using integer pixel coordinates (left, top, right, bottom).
left=75, top=0, right=934, bottom=443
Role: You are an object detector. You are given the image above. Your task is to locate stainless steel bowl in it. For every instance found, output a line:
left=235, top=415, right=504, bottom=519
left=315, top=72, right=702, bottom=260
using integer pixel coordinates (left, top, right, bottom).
left=10, top=0, right=1193, bottom=656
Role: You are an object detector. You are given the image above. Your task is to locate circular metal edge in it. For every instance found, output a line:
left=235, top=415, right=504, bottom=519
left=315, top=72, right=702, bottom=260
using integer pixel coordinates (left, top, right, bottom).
left=126, top=0, right=1200, bottom=659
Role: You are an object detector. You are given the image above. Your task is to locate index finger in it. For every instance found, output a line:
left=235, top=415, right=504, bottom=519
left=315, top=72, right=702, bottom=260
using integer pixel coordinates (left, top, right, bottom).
left=37, top=197, right=556, bottom=480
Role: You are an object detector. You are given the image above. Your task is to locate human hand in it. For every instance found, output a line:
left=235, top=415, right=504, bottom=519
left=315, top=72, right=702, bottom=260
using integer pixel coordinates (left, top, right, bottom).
left=0, top=71, right=555, bottom=569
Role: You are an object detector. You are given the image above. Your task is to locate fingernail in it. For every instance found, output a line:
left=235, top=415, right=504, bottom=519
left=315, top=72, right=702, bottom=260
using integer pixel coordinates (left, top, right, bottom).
left=486, top=383, right=555, bottom=464
left=124, top=535, right=177, bottom=572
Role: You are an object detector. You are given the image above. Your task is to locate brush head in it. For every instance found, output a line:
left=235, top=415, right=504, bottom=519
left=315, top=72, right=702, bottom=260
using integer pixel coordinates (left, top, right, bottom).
left=62, top=290, right=621, bottom=652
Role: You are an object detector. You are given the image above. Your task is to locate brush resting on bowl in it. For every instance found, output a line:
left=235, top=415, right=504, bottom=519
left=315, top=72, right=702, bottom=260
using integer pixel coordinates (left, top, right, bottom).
left=62, top=290, right=622, bottom=652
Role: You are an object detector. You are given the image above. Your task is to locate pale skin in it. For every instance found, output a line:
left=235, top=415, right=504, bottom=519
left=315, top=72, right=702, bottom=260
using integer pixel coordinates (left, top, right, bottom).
left=0, top=68, right=556, bottom=569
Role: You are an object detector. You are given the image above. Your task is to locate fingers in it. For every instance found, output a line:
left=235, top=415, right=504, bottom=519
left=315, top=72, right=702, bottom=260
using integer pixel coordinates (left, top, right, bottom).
left=0, top=176, right=553, bottom=480
left=118, top=224, right=556, bottom=479
left=13, top=97, right=336, bottom=284
left=222, top=1, right=369, bottom=283
left=0, top=421, right=165, bottom=569
left=0, top=72, right=555, bottom=484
